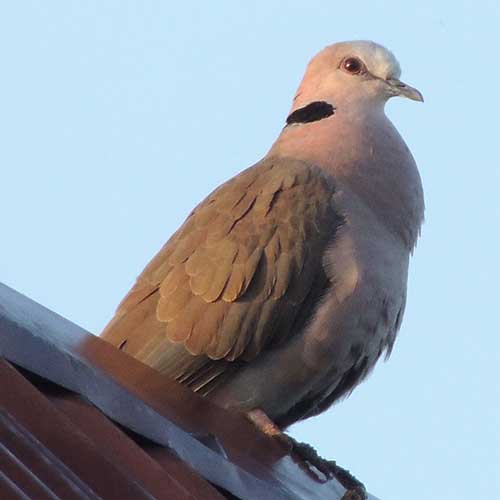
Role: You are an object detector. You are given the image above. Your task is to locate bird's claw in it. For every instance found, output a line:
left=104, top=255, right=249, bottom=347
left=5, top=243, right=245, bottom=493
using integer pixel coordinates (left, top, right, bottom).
left=288, top=437, right=367, bottom=499
left=245, top=410, right=367, bottom=499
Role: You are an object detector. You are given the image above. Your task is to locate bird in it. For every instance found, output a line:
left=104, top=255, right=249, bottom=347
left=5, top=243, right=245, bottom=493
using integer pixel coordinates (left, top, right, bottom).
left=102, top=40, right=424, bottom=438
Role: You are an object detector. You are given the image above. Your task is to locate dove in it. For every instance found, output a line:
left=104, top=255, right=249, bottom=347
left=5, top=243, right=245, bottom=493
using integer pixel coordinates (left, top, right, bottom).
left=101, top=40, right=424, bottom=432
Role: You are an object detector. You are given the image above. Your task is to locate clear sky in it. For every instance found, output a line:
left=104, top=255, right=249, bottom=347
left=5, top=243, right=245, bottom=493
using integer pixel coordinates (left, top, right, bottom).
left=1, top=2, right=498, bottom=499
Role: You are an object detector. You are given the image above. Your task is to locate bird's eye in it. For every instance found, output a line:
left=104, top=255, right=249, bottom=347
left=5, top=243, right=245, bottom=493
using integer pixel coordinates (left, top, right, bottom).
left=341, top=57, right=365, bottom=75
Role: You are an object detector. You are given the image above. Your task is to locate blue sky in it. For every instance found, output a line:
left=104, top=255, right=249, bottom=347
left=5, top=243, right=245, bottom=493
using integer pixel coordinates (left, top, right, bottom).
left=1, top=2, right=499, bottom=499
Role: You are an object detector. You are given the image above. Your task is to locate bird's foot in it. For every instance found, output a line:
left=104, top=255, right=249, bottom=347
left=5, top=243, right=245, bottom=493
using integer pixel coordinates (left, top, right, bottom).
left=288, top=438, right=367, bottom=499
left=246, top=410, right=366, bottom=499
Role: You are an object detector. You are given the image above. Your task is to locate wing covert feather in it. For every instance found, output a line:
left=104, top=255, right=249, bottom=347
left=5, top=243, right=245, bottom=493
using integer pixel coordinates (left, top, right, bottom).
left=104, top=157, right=341, bottom=366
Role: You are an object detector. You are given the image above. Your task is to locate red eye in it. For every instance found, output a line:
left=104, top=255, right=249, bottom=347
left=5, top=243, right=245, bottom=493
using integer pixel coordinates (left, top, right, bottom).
left=341, top=57, right=365, bottom=75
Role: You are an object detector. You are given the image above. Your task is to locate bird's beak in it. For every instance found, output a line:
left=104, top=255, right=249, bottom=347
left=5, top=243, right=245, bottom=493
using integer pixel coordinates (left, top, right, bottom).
left=386, top=78, right=424, bottom=102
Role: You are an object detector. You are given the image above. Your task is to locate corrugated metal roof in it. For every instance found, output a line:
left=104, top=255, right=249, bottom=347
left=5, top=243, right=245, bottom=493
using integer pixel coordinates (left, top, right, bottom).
left=1, top=361, right=223, bottom=500
left=0, top=282, right=372, bottom=500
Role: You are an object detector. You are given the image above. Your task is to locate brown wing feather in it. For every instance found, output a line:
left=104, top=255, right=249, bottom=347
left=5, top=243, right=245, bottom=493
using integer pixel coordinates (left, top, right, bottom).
left=101, top=156, right=341, bottom=389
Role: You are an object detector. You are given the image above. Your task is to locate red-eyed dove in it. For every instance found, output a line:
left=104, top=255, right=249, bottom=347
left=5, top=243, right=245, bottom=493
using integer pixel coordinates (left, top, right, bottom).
left=102, top=41, right=424, bottom=432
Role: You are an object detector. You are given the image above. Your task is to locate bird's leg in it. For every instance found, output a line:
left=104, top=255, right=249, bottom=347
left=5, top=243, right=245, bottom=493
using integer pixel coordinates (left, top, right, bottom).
left=246, top=409, right=285, bottom=439
left=246, top=409, right=367, bottom=499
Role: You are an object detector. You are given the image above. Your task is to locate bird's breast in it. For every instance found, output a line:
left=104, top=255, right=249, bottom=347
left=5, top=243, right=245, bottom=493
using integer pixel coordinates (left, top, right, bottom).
left=300, top=184, right=411, bottom=401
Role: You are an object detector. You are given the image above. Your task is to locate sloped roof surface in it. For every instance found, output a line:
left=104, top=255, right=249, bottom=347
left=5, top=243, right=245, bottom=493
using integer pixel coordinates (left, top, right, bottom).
left=0, top=282, right=374, bottom=500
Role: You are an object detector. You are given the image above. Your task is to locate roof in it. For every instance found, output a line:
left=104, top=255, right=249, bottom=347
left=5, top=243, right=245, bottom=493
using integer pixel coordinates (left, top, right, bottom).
left=0, top=282, right=378, bottom=500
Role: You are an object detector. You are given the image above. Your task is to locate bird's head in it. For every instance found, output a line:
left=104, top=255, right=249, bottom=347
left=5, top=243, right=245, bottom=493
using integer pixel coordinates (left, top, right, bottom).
left=290, top=41, right=423, bottom=118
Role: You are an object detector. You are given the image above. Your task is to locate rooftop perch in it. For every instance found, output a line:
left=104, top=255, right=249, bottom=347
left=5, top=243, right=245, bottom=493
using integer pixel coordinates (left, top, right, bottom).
left=0, top=282, right=380, bottom=500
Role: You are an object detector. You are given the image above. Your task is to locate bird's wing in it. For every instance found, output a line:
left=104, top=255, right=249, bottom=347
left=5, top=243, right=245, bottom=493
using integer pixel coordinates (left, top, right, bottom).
left=102, top=156, right=341, bottom=372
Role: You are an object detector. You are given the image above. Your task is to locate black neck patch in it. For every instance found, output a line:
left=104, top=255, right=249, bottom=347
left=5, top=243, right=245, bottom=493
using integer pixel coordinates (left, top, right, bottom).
left=286, top=101, right=335, bottom=126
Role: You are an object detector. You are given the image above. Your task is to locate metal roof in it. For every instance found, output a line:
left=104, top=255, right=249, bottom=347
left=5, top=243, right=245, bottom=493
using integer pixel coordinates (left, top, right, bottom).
left=0, top=282, right=373, bottom=500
